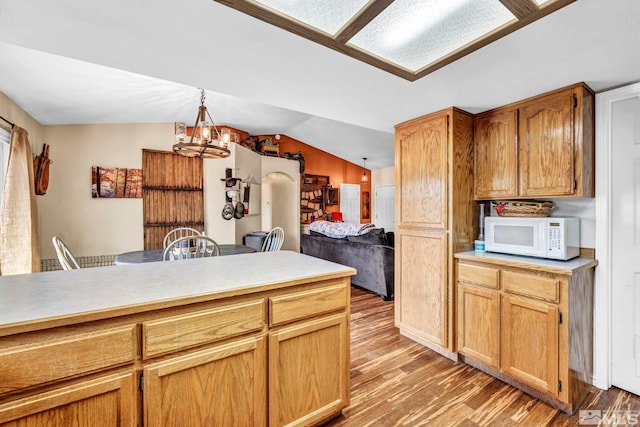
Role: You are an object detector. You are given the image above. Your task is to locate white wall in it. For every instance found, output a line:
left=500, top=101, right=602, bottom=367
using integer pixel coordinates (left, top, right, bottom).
left=40, top=123, right=174, bottom=258
left=39, top=125, right=300, bottom=258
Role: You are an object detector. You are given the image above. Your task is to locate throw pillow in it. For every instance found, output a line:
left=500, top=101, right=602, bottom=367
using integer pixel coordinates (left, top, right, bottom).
left=346, top=228, right=387, bottom=245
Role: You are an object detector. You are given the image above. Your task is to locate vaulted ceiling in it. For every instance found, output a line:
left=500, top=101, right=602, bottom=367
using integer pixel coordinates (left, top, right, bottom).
left=0, top=0, right=638, bottom=169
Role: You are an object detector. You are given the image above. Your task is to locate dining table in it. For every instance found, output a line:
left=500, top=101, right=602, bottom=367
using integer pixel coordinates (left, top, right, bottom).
left=115, top=244, right=257, bottom=265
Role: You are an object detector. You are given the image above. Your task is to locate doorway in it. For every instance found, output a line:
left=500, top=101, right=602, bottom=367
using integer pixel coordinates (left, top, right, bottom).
left=374, top=184, right=395, bottom=232
left=596, top=81, right=640, bottom=393
left=261, top=172, right=296, bottom=251
left=610, top=94, right=640, bottom=394
left=340, top=184, right=360, bottom=224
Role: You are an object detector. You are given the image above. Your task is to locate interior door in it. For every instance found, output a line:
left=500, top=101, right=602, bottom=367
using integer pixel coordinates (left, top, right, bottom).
left=339, top=183, right=360, bottom=224
left=611, top=96, right=640, bottom=394
left=374, top=184, right=395, bottom=232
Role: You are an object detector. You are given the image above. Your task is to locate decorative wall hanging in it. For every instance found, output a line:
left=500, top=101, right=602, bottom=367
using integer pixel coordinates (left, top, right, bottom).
left=91, top=166, right=142, bottom=198
left=33, top=143, right=51, bottom=195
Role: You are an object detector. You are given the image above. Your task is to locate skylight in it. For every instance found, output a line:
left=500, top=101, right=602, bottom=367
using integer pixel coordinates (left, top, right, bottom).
left=214, top=0, right=575, bottom=81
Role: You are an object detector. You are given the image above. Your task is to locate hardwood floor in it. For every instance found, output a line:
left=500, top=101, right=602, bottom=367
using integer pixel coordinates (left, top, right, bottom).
left=324, top=286, right=640, bottom=427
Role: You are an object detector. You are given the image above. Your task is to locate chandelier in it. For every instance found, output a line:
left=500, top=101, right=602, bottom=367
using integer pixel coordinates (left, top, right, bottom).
left=173, top=89, right=231, bottom=159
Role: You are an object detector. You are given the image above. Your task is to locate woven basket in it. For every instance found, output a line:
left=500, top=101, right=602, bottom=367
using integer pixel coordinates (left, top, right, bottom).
left=495, top=200, right=554, bottom=217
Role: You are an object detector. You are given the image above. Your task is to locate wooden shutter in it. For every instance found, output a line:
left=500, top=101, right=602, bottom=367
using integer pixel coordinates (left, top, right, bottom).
left=142, top=149, right=204, bottom=249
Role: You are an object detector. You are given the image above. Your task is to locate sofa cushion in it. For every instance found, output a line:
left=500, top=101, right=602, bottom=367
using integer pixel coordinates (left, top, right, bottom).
left=310, top=230, right=347, bottom=239
left=346, top=228, right=387, bottom=246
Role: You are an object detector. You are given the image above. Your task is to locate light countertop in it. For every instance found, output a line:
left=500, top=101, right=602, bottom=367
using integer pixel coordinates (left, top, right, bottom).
left=0, top=251, right=355, bottom=333
left=454, top=251, right=598, bottom=275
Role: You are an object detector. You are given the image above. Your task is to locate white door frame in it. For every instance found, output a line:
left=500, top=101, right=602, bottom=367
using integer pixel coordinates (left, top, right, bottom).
left=594, top=81, right=640, bottom=389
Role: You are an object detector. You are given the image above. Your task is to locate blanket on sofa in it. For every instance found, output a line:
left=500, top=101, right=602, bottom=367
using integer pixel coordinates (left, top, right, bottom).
left=308, top=221, right=376, bottom=239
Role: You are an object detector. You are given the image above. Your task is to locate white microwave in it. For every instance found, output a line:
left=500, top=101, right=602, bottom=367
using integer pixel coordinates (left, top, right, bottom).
left=484, top=217, right=580, bottom=260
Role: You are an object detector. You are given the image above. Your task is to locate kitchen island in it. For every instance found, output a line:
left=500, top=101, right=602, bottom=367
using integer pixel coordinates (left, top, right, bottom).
left=0, top=251, right=356, bottom=426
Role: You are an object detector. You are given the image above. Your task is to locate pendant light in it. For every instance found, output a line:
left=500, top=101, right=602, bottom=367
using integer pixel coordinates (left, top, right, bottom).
left=173, top=89, right=231, bottom=159
left=361, top=157, right=368, bottom=183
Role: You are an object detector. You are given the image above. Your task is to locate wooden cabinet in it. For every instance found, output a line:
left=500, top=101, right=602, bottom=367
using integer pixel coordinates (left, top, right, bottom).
left=474, top=83, right=594, bottom=199
left=144, top=335, right=267, bottom=427
left=269, top=313, right=348, bottom=426
left=0, top=371, right=138, bottom=426
left=501, top=294, right=559, bottom=395
left=474, top=109, right=518, bottom=199
left=395, top=108, right=476, bottom=358
left=0, top=276, right=351, bottom=427
left=455, top=253, right=597, bottom=414
left=457, top=283, right=500, bottom=368
left=268, top=282, right=350, bottom=426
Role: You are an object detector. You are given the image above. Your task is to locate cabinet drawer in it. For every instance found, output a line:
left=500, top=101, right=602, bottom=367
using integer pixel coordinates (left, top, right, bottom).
left=269, top=283, right=347, bottom=327
left=502, top=271, right=560, bottom=303
left=458, top=263, right=499, bottom=289
left=0, top=325, right=137, bottom=395
left=143, top=300, right=265, bottom=359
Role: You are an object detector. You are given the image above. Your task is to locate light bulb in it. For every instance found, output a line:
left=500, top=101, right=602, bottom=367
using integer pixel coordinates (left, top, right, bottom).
left=175, top=122, right=186, bottom=143
left=220, top=128, right=231, bottom=148
left=200, top=122, right=211, bottom=143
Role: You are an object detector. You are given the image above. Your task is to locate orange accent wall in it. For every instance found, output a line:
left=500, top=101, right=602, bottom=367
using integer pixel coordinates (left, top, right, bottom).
left=274, top=134, right=371, bottom=223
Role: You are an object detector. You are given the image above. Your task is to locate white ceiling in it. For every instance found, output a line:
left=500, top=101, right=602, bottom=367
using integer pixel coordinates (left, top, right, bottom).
left=0, top=0, right=638, bottom=170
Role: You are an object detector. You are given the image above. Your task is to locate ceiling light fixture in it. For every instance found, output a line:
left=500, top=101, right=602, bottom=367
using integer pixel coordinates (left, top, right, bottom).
left=173, top=89, right=231, bottom=159
left=361, top=157, right=368, bottom=183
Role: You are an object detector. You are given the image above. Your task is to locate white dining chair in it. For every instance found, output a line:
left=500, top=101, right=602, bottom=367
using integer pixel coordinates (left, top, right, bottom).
left=163, top=236, right=221, bottom=261
left=163, top=227, right=203, bottom=248
left=52, top=236, right=81, bottom=270
left=261, top=227, right=285, bottom=251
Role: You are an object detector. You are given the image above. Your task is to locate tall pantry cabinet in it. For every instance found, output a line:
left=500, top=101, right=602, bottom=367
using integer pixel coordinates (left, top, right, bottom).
left=394, top=107, right=476, bottom=358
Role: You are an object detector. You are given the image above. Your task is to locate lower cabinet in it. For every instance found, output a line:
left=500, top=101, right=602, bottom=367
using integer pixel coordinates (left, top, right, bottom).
left=501, top=294, right=559, bottom=396
left=455, top=256, right=596, bottom=414
left=0, top=371, right=138, bottom=426
left=143, top=335, right=267, bottom=427
left=0, top=278, right=351, bottom=427
left=457, top=283, right=500, bottom=368
left=269, top=313, right=349, bottom=427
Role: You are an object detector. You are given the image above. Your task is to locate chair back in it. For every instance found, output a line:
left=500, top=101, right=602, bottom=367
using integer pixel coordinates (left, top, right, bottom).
left=163, top=236, right=220, bottom=260
left=52, top=236, right=81, bottom=270
left=163, top=227, right=203, bottom=248
left=261, top=227, right=285, bottom=251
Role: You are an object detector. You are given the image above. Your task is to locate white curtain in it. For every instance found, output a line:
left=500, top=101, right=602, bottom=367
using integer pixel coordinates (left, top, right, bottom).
left=0, top=126, right=41, bottom=275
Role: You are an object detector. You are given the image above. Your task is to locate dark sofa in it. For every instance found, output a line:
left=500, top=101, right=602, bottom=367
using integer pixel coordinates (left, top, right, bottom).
left=300, top=229, right=394, bottom=300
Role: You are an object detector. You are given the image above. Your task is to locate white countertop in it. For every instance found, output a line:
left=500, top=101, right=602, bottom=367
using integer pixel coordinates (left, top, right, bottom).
left=455, top=250, right=598, bottom=275
left=0, top=251, right=355, bottom=332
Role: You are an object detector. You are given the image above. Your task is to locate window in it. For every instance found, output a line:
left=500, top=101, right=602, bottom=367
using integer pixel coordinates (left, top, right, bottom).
left=0, top=126, right=10, bottom=211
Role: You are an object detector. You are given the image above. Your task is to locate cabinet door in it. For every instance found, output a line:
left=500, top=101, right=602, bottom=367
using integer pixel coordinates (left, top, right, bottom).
left=396, top=230, right=448, bottom=347
left=457, top=284, right=500, bottom=368
left=144, top=335, right=267, bottom=427
left=396, top=114, right=448, bottom=229
left=269, top=313, right=349, bottom=427
left=519, top=90, right=575, bottom=197
left=474, top=109, right=518, bottom=199
left=501, top=294, right=559, bottom=395
left=0, top=371, right=137, bottom=426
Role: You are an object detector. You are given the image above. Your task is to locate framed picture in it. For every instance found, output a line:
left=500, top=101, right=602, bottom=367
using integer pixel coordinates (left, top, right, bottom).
left=91, top=166, right=142, bottom=198
left=362, top=191, right=370, bottom=219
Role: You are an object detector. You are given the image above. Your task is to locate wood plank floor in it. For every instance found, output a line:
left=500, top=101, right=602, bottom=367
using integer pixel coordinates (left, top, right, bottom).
left=323, top=286, right=640, bottom=427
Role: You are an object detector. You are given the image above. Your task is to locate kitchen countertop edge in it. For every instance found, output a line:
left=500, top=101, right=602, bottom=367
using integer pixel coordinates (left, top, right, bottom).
left=454, top=251, right=598, bottom=275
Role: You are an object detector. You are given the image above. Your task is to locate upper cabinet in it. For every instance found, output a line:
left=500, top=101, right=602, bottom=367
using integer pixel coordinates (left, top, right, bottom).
left=474, top=83, right=595, bottom=200
left=474, top=109, right=518, bottom=199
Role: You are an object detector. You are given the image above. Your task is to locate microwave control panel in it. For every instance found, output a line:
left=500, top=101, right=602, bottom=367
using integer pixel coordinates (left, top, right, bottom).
left=547, top=221, right=564, bottom=255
